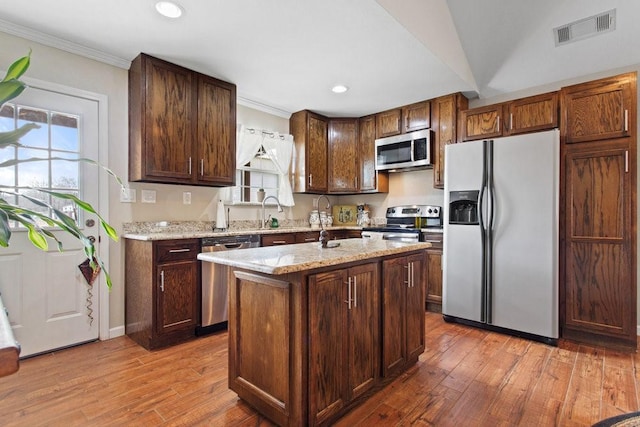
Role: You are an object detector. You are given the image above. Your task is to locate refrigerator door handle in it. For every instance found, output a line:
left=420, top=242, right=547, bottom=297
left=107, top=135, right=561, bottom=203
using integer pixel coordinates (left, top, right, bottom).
left=486, top=140, right=495, bottom=325
left=478, top=140, right=489, bottom=323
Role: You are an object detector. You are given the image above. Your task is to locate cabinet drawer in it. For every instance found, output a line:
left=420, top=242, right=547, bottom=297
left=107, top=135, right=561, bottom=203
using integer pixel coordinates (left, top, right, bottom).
left=296, top=231, right=320, bottom=243
left=261, top=233, right=296, bottom=246
left=155, top=239, right=200, bottom=263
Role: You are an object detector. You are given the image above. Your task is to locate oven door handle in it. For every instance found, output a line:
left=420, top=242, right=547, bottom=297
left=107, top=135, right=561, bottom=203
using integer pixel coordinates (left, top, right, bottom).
left=382, top=233, right=419, bottom=241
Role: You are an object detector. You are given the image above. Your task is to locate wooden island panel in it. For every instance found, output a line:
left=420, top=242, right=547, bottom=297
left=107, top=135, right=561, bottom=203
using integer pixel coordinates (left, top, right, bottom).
left=209, top=240, right=430, bottom=426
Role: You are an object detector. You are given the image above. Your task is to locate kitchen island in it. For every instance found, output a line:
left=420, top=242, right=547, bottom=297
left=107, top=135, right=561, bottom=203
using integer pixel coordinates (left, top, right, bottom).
left=198, top=238, right=430, bottom=427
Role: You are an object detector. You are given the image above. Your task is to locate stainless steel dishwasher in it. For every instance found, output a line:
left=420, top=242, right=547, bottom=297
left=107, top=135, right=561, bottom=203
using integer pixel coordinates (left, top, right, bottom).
left=197, top=234, right=260, bottom=335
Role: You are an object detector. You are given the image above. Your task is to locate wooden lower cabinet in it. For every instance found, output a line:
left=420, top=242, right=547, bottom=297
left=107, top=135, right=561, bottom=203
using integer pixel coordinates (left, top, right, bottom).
left=125, top=238, right=200, bottom=350
left=382, top=252, right=426, bottom=377
left=227, top=251, right=426, bottom=426
left=561, top=141, right=636, bottom=348
left=425, top=249, right=443, bottom=312
left=309, top=263, right=379, bottom=426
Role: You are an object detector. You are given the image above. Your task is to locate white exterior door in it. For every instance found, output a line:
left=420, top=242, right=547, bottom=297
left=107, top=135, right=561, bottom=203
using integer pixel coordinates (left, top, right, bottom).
left=0, top=85, right=102, bottom=357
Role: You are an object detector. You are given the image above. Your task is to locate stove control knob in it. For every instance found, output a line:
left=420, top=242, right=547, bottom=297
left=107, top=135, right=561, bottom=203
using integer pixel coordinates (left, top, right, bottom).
left=427, top=208, right=433, bottom=214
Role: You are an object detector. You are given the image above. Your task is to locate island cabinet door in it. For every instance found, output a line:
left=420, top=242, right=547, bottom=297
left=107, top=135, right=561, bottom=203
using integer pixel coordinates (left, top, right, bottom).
left=347, top=263, right=379, bottom=401
left=309, top=269, right=348, bottom=426
left=382, top=253, right=426, bottom=377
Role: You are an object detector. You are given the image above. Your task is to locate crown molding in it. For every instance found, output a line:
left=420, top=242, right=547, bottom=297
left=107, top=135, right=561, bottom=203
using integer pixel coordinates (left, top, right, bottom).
left=0, top=19, right=131, bottom=69
left=237, top=95, right=291, bottom=119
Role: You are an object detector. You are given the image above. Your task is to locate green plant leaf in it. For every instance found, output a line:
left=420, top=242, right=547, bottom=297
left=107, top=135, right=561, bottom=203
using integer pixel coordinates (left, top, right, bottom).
left=2, top=51, right=30, bottom=82
left=0, top=209, right=11, bottom=247
left=0, top=123, right=40, bottom=148
left=26, top=223, right=48, bottom=250
left=0, top=79, right=27, bottom=106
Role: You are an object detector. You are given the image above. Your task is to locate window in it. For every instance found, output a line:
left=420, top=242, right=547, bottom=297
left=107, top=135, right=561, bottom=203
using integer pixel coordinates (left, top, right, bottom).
left=0, top=102, right=81, bottom=227
left=228, top=151, right=280, bottom=204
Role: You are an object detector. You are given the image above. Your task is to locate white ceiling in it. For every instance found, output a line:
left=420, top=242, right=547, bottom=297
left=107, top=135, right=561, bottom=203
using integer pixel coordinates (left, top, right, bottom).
left=1, top=0, right=639, bottom=118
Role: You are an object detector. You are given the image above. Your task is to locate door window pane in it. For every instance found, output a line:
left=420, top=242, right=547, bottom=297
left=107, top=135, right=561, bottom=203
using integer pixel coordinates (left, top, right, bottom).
left=1, top=103, right=81, bottom=228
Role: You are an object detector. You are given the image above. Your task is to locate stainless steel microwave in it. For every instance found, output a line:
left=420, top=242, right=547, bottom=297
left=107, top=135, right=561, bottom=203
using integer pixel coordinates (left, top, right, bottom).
left=374, top=129, right=432, bottom=172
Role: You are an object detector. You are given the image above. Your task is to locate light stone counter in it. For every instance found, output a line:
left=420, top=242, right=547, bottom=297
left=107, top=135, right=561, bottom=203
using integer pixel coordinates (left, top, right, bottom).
left=122, top=220, right=363, bottom=241
left=197, top=238, right=431, bottom=275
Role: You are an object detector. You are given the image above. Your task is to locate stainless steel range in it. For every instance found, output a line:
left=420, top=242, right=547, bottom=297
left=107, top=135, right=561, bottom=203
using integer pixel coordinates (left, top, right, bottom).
left=361, top=205, right=442, bottom=242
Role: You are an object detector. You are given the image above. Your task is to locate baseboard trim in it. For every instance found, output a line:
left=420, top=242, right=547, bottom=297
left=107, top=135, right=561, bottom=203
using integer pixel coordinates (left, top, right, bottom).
left=109, top=326, right=125, bottom=339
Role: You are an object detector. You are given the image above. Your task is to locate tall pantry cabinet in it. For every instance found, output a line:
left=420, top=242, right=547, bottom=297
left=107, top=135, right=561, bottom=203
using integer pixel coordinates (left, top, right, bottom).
left=560, top=72, right=637, bottom=349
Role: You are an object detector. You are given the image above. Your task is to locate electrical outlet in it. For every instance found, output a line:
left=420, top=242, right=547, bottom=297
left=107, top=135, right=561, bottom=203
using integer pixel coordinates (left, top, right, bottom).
left=141, top=189, right=156, bottom=203
left=120, top=188, right=136, bottom=203
left=183, top=192, right=192, bottom=205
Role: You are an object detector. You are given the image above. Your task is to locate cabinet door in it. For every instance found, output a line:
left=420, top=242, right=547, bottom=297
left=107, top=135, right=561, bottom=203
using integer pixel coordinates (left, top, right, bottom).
left=460, top=104, right=503, bottom=141
left=328, top=119, right=358, bottom=193
left=309, top=270, right=347, bottom=426
left=196, top=75, right=236, bottom=185
left=563, top=145, right=635, bottom=346
left=562, top=73, right=635, bottom=144
left=357, top=115, right=378, bottom=192
left=403, top=101, right=430, bottom=133
left=376, top=109, right=402, bottom=138
left=382, top=256, right=406, bottom=376
left=432, top=94, right=467, bottom=189
left=506, top=92, right=558, bottom=135
left=347, top=263, right=379, bottom=401
left=143, top=56, right=195, bottom=182
left=425, top=249, right=442, bottom=310
left=405, top=253, right=425, bottom=360
left=156, top=260, right=198, bottom=335
left=308, top=114, right=329, bottom=192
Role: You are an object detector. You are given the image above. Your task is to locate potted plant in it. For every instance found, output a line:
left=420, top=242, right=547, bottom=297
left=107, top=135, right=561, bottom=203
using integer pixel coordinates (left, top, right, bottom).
left=0, top=52, right=120, bottom=287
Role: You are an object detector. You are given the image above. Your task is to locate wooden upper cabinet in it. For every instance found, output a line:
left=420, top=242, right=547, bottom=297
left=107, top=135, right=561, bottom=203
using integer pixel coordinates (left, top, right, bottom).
left=505, top=92, right=558, bottom=135
left=376, top=108, right=402, bottom=138
left=129, top=53, right=236, bottom=186
left=562, top=73, right=636, bottom=143
left=432, top=93, right=467, bottom=189
left=358, top=115, right=388, bottom=193
left=196, top=75, right=236, bottom=185
left=402, top=101, right=430, bottom=133
left=290, top=110, right=328, bottom=193
left=460, top=104, right=504, bottom=141
left=328, top=118, right=359, bottom=193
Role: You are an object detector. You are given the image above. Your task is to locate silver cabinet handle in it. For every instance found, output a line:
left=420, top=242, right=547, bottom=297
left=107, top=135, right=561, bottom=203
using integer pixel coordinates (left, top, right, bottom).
left=509, top=113, right=513, bottom=131
left=160, top=270, right=165, bottom=292
left=309, top=174, right=313, bottom=186
left=411, top=262, right=414, bottom=288
left=272, top=240, right=288, bottom=244
left=626, top=150, right=629, bottom=173
left=625, top=109, right=629, bottom=132
left=496, top=116, right=500, bottom=132
left=404, top=264, right=410, bottom=287
left=169, top=248, right=191, bottom=253
left=200, top=158, right=204, bottom=176
left=188, top=157, right=192, bottom=175
left=345, top=276, right=352, bottom=309
left=353, top=276, right=357, bottom=308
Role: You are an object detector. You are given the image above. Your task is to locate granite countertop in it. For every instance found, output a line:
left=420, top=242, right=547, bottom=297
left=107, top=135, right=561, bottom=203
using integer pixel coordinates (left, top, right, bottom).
left=123, top=225, right=362, bottom=241
left=197, top=238, right=431, bottom=275
left=122, top=220, right=367, bottom=241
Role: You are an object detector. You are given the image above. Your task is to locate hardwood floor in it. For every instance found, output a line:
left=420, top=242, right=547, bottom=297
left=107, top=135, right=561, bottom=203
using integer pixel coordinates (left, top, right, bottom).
left=0, top=312, right=638, bottom=426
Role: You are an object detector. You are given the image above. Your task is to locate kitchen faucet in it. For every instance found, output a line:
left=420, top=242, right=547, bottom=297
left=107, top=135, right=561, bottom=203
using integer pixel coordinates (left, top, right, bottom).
left=262, top=195, right=283, bottom=228
left=317, top=194, right=331, bottom=213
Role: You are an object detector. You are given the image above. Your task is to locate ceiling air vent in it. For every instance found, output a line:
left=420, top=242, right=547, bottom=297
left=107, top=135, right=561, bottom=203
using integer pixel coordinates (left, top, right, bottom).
left=554, top=9, right=616, bottom=46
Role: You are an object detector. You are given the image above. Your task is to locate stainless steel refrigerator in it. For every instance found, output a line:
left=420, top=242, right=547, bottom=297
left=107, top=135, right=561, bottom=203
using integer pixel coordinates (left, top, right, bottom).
left=443, top=129, right=559, bottom=344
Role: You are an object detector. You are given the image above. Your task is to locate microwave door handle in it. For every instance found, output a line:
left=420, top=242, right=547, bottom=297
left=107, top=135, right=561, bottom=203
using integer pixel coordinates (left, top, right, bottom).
left=410, top=140, right=415, bottom=162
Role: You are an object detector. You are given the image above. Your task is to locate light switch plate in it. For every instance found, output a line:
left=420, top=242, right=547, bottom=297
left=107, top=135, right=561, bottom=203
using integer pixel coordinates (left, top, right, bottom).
left=183, top=192, right=192, bottom=205
left=141, top=189, right=156, bottom=203
left=120, top=188, right=136, bottom=203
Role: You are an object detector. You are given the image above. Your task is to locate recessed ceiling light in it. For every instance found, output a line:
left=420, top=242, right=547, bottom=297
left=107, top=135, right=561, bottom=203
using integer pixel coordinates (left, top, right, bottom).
left=155, top=1, right=183, bottom=18
left=331, top=85, right=349, bottom=94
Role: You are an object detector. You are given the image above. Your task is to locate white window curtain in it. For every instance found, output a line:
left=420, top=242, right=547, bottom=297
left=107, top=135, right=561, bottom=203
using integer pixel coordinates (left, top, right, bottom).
left=219, top=124, right=295, bottom=206
left=261, top=132, right=295, bottom=206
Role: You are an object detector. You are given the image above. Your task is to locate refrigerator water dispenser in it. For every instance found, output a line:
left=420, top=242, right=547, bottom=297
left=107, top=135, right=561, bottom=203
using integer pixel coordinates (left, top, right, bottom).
left=449, top=190, right=479, bottom=225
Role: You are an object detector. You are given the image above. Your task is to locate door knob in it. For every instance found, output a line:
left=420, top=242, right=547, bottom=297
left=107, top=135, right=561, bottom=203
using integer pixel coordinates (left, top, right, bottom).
left=88, top=236, right=96, bottom=244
